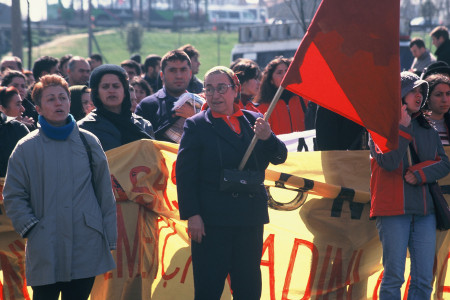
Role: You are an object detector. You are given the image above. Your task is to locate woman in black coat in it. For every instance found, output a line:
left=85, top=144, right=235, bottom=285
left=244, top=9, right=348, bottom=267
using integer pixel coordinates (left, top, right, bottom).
left=176, top=66, right=287, bottom=300
left=78, top=64, right=154, bottom=151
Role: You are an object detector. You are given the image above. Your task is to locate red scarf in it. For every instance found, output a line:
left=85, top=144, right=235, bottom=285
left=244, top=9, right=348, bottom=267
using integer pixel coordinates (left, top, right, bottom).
left=211, top=103, right=243, bottom=134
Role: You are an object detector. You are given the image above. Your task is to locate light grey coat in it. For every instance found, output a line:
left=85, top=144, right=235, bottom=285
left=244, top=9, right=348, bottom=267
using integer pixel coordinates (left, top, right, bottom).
left=3, top=125, right=117, bottom=286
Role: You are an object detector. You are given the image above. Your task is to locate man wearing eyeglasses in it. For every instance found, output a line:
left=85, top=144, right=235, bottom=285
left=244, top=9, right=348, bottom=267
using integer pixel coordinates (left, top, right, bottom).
left=135, top=50, right=196, bottom=141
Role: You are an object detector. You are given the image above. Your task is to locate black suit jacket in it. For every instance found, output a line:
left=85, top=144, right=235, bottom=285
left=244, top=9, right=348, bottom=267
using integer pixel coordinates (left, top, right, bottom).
left=436, top=39, right=450, bottom=66
left=176, top=109, right=287, bottom=226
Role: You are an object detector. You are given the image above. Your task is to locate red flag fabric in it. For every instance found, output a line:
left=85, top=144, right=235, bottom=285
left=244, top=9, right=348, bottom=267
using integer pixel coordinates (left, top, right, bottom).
left=281, top=0, right=400, bottom=152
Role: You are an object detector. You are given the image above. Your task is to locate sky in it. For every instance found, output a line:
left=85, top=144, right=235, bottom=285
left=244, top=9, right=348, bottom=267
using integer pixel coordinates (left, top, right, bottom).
left=1, top=0, right=131, bottom=21
left=2, top=0, right=260, bottom=22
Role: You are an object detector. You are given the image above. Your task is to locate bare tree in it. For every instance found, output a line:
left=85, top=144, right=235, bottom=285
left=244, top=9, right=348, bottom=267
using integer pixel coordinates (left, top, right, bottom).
left=284, top=0, right=321, bottom=33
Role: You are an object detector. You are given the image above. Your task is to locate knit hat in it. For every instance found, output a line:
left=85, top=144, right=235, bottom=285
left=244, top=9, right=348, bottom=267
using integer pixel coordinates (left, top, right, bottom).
left=400, top=71, right=428, bottom=108
left=421, top=61, right=450, bottom=80
left=89, top=64, right=131, bottom=113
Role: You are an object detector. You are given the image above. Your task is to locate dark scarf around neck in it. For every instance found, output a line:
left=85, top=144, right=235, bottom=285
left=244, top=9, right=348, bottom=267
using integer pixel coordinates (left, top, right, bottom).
left=95, top=107, right=151, bottom=145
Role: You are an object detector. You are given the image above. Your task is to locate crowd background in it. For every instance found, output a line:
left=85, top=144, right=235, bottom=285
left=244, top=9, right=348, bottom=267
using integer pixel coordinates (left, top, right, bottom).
left=1, top=22, right=450, bottom=300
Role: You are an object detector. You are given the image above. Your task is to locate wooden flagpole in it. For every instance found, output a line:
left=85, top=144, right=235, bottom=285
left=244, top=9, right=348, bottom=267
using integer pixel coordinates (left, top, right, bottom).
left=238, top=85, right=285, bottom=171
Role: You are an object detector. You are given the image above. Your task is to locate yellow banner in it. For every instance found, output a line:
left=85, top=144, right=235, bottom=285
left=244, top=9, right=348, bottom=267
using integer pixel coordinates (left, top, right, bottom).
left=0, top=140, right=449, bottom=299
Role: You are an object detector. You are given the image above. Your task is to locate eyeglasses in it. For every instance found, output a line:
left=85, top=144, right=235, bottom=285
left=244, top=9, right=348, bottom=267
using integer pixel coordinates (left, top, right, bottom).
left=204, top=84, right=234, bottom=96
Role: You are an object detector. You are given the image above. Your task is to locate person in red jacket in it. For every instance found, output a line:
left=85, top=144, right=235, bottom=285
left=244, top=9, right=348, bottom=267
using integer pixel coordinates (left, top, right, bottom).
left=255, top=56, right=307, bottom=135
left=230, top=58, right=261, bottom=113
left=370, top=71, right=450, bottom=299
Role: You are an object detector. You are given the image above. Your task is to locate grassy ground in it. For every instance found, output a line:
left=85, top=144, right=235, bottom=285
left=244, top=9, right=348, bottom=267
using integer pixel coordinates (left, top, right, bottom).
left=22, top=27, right=238, bottom=80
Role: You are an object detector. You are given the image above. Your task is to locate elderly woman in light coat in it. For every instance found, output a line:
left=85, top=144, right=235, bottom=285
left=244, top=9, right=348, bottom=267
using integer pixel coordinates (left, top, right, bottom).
left=3, top=74, right=117, bottom=300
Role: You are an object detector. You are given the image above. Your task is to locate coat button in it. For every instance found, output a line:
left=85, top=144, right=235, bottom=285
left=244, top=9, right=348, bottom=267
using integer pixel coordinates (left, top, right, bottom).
left=232, top=192, right=239, bottom=198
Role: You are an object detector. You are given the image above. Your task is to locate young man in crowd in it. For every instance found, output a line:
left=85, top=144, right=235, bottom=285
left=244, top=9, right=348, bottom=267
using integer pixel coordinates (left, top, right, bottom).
left=120, top=59, right=142, bottom=80
left=431, top=26, right=450, bottom=66
left=88, top=54, right=103, bottom=71
left=178, top=44, right=203, bottom=93
left=409, top=37, right=436, bottom=74
left=143, top=54, right=161, bottom=93
left=135, top=50, right=194, bottom=140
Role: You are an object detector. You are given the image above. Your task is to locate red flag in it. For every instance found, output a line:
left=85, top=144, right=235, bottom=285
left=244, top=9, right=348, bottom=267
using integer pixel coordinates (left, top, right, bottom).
left=281, top=0, right=400, bottom=152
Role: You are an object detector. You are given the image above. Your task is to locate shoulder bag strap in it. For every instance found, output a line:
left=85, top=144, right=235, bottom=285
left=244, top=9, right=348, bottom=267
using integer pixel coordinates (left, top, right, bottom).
left=79, top=132, right=97, bottom=198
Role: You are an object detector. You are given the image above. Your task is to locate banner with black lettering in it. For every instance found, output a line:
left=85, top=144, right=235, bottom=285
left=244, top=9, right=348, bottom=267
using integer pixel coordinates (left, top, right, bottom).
left=0, top=140, right=449, bottom=299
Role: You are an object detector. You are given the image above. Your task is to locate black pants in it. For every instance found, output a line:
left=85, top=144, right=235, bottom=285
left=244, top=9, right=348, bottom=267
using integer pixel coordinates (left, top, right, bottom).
left=191, top=224, right=264, bottom=300
left=32, top=277, right=95, bottom=300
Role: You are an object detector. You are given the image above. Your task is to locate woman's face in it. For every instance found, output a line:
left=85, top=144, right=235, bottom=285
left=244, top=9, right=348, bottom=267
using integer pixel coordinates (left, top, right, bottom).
left=404, top=86, right=423, bottom=114
left=241, top=77, right=260, bottom=96
left=270, top=63, right=288, bottom=88
left=205, top=73, right=237, bottom=116
left=81, top=91, right=94, bottom=115
left=133, top=84, right=147, bottom=103
left=8, top=76, right=27, bottom=99
left=36, top=86, right=70, bottom=127
left=98, top=74, right=124, bottom=114
left=2, top=93, right=24, bottom=118
left=428, top=83, right=450, bottom=118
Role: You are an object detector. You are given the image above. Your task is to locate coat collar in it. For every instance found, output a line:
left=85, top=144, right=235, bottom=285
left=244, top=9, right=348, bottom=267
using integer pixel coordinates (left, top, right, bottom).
left=205, top=109, right=253, bottom=152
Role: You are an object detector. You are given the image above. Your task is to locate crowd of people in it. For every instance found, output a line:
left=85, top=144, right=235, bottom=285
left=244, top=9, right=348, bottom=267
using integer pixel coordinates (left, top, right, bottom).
left=1, top=24, right=450, bottom=300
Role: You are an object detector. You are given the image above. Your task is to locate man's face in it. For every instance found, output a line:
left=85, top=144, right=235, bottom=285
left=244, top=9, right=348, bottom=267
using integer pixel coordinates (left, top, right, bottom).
left=410, top=45, right=426, bottom=58
left=190, top=55, right=201, bottom=75
left=161, top=60, right=192, bottom=97
left=123, top=66, right=138, bottom=80
left=1, top=60, right=20, bottom=74
left=89, top=58, right=102, bottom=70
left=147, top=61, right=161, bottom=78
left=69, top=60, right=91, bottom=85
left=432, top=36, right=445, bottom=48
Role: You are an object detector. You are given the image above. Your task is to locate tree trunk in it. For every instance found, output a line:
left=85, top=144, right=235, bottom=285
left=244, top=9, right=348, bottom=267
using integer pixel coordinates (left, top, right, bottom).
left=11, top=0, right=23, bottom=59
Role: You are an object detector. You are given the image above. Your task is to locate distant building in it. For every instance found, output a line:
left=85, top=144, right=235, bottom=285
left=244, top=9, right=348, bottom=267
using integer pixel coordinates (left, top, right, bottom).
left=0, top=3, right=11, bottom=25
left=0, top=3, right=12, bottom=56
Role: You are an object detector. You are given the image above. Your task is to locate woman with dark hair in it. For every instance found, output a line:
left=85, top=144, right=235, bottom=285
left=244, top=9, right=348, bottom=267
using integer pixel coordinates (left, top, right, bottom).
left=176, top=66, right=287, bottom=299
left=69, top=85, right=94, bottom=121
left=370, top=71, right=450, bottom=299
left=230, top=59, right=261, bottom=113
left=255, top=56, right=307, bottom=134
left=0, top=87, right=25, bottom=120
left=1, top=70, right=37, bottom=126
left=423, top=73, right=450, bottom=145
left=130, top=76, right=152, bottom=105
left=78, top=64, right=154, bottom=151
left=3, top=74, right=117, bottom=300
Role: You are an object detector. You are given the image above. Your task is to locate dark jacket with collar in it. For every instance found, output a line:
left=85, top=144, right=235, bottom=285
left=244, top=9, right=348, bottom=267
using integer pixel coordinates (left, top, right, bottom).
left=135, top=88, right=182, bottom=140
left=435, top=39, right=450, bottom=66
left=176, top=109, right=288, bottom=226
left=77, top=110, right=154, bottom=151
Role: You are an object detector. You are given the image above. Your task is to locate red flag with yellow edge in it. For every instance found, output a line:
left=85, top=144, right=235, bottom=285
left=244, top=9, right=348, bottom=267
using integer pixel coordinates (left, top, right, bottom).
left=281, top=0, right=400, bottom=153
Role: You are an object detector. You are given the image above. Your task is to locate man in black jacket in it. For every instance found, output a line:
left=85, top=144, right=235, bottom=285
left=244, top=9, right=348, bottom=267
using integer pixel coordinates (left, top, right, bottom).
left=431, top=26, right=450, bottom=65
